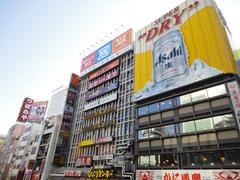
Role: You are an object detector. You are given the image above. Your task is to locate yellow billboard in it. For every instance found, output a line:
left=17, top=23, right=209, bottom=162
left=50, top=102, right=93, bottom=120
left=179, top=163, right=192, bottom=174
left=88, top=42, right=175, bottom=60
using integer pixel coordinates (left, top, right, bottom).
left=79, top=139, right=94, bottom=147
left=134, top=0, right=237, bottom=101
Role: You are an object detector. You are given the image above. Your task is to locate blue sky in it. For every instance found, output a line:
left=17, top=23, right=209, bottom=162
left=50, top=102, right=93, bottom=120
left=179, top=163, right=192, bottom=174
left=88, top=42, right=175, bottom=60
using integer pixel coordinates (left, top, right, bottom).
left=0, top=0, right=240, bottom=135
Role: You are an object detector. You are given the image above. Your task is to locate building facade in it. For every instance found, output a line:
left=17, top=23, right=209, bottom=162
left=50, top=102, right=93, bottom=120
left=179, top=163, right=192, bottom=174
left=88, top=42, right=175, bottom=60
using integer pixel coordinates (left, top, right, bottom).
left=134, top=0, right=240, bottom=179
left=0, top=123, right=25, bottom=180
left=11, top=122, right=44, bottom=179
left=66, top=29, right=135, bottom=179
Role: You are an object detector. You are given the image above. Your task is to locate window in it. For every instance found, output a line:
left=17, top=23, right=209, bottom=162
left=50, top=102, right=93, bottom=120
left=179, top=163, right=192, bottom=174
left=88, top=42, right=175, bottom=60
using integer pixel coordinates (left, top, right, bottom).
left=148, top=103, right=160, bottom=113
left=179, top=121, right=195, bottom=134
left=161, top=154, right=178, bottom=167
left=195, top=118, right=213, bottom=131
left=208, top=84, right=226, bottom=98
left=160, top=99, right=172, bottom=110
left=191, top=89, right=208, bottom=102
left=138, top=129, right=148, bottom=140
left=162, top=125, right=175, bottom=137
left=183, top=153, right=199, bottom=167
left=176, top=94, right=191, bottom=105
left=149, top=127, right=161, bottom=138
left=138, top=106, right=148, bottom=116
left=138, top=156, right=149, bottom=167
left=213, top=114, right=235, bottom=129
left=149, top=155, right=160, bottom=166
left=199, top=152, right=221, bottom=166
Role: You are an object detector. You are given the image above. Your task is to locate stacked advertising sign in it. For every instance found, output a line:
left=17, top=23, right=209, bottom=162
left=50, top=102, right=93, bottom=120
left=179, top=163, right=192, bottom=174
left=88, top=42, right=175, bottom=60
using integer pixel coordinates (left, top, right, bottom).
left=80, top=29, right=132, bottom=77
left=53, top=73, right=80, bottom=166
left=17, top=98, right=34, bottom=122
left=136, top=169, right=240, bottom=180
left=17, top=98, right=48, bottom=122
left=134, top=0, right=237, bottom=102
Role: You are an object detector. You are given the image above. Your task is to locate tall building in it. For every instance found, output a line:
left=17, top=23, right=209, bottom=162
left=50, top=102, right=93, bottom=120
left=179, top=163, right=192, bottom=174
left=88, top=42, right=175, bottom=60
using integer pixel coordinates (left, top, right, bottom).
left=134, top=0, right=240, bottom=179
left=46, top=86, right=68, bottom=118
left=11, top=122, right=44, bottom=179
left=0, top=123, right=25, bottom=180
left=66, top=29, right=135, bottom=179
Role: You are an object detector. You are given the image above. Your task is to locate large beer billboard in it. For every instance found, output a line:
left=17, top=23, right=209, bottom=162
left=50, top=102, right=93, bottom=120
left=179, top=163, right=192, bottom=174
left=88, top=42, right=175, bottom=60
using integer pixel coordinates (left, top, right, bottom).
left=134, top=0, right=237, bottom=101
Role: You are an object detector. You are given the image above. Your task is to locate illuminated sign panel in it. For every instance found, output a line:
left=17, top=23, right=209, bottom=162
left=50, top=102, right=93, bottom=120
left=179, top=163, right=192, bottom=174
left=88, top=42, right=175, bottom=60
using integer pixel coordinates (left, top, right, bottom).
left=134, top=0, right=237, bottom=101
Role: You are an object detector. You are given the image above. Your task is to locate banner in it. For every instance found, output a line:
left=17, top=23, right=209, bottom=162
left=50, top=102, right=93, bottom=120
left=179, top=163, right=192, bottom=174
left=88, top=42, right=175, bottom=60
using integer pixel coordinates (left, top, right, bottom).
left=88, top=59, right=120, bottom=80
left=28, top=101, right=48, bottom=121
left=136, top=169, right=240, bottom=180
left=80, top=29, right=132, bottom=77
left=134, top=0, right=237, bottom=101
left=17, top=97, right=34, bottom=122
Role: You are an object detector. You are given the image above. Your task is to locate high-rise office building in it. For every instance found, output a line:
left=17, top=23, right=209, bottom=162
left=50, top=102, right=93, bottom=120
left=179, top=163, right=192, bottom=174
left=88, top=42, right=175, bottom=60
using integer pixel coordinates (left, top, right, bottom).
left=67, top=29, right=135, bottom=179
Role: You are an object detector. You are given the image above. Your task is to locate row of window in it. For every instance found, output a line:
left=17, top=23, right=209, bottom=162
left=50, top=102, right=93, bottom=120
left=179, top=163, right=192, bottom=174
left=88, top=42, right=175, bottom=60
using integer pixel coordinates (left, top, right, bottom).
left=138, top=150, right=240, bottom=168
left=138, top=84, right=226, bottom=116
left=138, top=114, right=235, bottom=139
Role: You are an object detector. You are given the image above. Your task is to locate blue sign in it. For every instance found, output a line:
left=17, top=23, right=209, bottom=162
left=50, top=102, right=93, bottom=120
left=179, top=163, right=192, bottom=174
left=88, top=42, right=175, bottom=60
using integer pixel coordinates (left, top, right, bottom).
left=95, top=41, right=112, bottom=63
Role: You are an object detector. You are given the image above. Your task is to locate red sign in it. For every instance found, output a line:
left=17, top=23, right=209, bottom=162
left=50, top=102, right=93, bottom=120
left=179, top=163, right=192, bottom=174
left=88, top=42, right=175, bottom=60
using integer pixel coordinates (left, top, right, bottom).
left=88, top=59, right=120, bottom=80
left=17, top=98, right=34, bottom=123
left=64, top=170, right=82, bottom=177
left=75, top=156, right=92, bottom=166
left=70, top=73, right=80, bottom=88
left=81, top=52, right=96, bottom=72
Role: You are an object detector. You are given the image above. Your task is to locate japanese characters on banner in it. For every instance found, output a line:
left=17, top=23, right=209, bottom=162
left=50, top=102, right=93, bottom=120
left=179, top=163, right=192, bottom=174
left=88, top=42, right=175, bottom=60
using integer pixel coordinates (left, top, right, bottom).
left=134, top=0, right=237, bottom=102
left=227, top=81, right=240, bottom=129
left=88, top=169, right=114, bottom=179
left=136, top=169, right=240, bottom=180
left=17, top=97, right=34, bottom=122
left=75, top=156, right=92, bottom=166
left=80, top=29, right=132, bottom=77
left=28, top=101, right=48, bottom=121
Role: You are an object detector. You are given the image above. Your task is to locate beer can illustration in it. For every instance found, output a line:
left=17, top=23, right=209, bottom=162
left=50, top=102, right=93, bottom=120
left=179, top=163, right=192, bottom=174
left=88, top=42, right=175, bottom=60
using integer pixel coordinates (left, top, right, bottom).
left=153, top=29, right=188, bottom=84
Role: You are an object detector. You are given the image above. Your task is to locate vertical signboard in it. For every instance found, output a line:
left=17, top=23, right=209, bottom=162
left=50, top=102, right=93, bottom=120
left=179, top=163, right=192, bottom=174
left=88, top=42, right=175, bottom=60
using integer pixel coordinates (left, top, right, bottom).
left=134, top=0, right=237, bottom=101
left=227, top=81, right=240, bottom=130
left=53, top=73, right=80, bottom=166
left=17, top=98, right=34, bottom=123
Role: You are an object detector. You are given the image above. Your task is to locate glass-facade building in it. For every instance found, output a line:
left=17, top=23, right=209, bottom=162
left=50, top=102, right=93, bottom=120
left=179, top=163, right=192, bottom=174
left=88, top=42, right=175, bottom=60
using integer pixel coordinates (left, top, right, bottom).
left=135, top=74, right=240, bottom=177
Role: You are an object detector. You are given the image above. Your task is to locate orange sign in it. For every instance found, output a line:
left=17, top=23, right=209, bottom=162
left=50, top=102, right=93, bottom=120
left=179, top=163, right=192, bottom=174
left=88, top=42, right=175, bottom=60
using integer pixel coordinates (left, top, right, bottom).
left=112, top=29, right=132, bottom=54
left=70, top=73, right=80, bottom=88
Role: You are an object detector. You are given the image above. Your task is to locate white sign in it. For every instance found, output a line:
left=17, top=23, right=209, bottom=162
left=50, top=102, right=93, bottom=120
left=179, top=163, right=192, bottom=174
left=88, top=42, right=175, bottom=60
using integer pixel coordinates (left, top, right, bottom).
left=93, top=154, right=114, bottom=161
left=84, top=93, right=117, bottom=111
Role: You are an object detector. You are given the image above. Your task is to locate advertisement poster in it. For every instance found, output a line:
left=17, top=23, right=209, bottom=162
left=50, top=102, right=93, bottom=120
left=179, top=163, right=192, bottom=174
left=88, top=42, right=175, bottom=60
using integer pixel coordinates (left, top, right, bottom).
left=136, top=169, right=240, bottom=180
left=134, top=0, right=237, bottom=101
left=28, top=101, right=48, bottom=121
left=80, top=29, right=132, bottom=77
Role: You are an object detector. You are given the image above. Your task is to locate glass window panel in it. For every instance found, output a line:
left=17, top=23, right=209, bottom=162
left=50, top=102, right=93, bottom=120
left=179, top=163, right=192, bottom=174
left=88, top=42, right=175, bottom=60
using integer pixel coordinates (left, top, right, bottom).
left=176, top=94, right=191, bottom=105
left=161, top=154, right=178, bottom=167
left=183, top=153, right=199, bottom=167
left=149, top=103, right=160, bottom=113
left=149, top=155, right=158, bottom=166
left=149, top=127, right=162, bottom=138
left=138, top=129, right=148, bottom=140
left=195, top=118, right=213, bottom=131
left=213, top=114, right=235, bottom=129
left=191, top=89, right=208, bottom=102
left=138, top=106, right=148, bottom=116
left=208, top=84, right=226, bottom=98
left=138, top=156, right=149, bottom=167
left=162, top=125, right=175, bottom=137
left=179, top=121, right=195, bottom=134
left=160, top=99, right=172, bottom=110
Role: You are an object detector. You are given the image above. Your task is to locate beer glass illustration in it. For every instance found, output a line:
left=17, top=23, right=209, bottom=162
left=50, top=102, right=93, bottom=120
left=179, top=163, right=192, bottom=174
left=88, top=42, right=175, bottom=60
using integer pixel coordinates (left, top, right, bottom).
left=152, top=29, right=189, bottom=86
